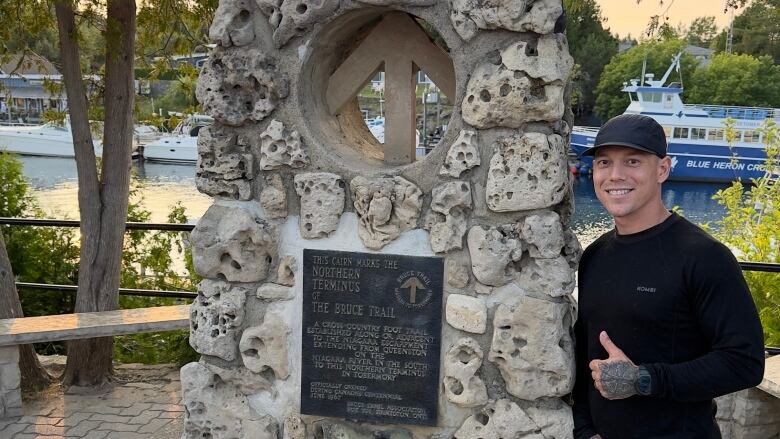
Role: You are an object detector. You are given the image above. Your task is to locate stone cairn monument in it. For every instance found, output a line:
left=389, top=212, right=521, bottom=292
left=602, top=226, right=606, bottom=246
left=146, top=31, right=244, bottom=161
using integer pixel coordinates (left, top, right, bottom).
left=182, top=0, right=579, bottom=438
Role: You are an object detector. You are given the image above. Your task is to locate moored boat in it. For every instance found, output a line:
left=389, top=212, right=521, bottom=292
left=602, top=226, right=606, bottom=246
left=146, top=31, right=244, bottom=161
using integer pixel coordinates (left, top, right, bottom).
left=571, top=53, right=778, bottom=182
left=0, top=119, right=103, bottom=157
left=142, top=115, right=213, bottom=164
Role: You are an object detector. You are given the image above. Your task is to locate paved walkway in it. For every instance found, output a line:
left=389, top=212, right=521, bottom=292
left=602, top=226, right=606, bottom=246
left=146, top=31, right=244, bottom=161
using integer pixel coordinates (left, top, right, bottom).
left=0, top=358, right=184, bottom=438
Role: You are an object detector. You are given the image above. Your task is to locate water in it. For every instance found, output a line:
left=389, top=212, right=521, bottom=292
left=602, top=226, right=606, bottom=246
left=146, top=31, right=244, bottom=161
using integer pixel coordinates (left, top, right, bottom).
left=17, top=157, right=732, bottom=247
left=571, top=176, right=730, bottom=246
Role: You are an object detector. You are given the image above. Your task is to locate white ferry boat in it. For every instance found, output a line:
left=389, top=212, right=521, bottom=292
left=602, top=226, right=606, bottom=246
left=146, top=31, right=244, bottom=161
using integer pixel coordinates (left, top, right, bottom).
left=0, top=119, right=103, bottom=157
left=571, top=53, right=777, bottom=182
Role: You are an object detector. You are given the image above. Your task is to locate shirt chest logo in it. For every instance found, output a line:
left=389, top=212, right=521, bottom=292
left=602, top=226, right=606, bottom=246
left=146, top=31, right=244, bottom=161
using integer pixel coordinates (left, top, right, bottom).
left=636, top=285, right=657, bottom=293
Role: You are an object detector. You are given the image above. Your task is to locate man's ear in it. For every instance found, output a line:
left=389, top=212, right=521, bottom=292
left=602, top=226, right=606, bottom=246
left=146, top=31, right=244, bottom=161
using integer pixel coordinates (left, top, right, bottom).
left=658, top=156, right=672, bottom=183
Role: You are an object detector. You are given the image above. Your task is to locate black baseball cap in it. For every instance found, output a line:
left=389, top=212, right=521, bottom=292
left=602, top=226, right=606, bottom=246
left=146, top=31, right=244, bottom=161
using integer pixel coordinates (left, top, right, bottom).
left=582, top=113, right=667, bottom=158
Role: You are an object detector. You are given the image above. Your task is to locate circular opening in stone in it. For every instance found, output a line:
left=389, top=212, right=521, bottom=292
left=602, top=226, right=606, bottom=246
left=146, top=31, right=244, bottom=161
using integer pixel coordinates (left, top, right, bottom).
left=300, top=9, right=456, bottom=169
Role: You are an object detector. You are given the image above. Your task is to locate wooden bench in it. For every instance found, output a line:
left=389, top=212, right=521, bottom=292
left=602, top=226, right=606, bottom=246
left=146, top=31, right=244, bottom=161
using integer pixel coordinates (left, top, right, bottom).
left=0, top=305, right=190, bottom=418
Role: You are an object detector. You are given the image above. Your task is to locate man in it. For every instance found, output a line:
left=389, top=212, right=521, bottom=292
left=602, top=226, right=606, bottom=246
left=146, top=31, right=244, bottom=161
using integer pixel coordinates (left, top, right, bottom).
left=572, top=114, right=765, bottom=438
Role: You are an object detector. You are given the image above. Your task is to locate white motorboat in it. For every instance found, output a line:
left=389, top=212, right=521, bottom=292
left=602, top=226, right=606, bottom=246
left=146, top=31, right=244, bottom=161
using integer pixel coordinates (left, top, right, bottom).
left=142, top=115, right=213, bottom=164
left=0, top=120, right=103, bottom=157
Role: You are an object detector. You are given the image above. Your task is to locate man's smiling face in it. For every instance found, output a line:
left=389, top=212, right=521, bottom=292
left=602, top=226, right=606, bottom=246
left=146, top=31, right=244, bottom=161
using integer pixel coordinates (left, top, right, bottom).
left=592, top=146, right=671, bottom=229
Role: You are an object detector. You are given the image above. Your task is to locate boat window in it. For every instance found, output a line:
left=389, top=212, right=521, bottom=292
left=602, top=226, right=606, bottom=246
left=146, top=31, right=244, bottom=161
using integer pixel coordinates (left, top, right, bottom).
left=707, top=129, right=724, bottom=141
left=672, top=127, right=689, bottom=139
left=664, top=94, right=673, bottom=108
left=729, top=130, right=743, bottom=143
left=743, top=130, right=760, bottom=143
left=641, top=92, right=662, bottom=103
left=662, top=126, right=672, bottom=138
left=691, top=128, right=706, bottom=140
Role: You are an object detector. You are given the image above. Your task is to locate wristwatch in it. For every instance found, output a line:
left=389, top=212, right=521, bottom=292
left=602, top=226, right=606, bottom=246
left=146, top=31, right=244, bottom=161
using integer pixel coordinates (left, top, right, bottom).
left=635, top=365, right=652, bottom=396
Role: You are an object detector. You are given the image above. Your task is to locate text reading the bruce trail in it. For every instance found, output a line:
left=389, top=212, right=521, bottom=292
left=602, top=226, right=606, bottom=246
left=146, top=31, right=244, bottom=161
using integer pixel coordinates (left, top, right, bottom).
left=300, top=249, right=443, bottom=426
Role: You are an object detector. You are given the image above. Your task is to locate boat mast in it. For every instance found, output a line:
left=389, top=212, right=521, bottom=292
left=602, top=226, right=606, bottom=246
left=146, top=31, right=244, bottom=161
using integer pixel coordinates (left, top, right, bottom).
left=725, top=0, right=735, bottom=54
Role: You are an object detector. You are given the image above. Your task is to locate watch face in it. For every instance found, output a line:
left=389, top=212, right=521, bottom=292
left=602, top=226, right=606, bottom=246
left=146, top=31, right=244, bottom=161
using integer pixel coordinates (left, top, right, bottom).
left=636, top=369, right=652, bottom=395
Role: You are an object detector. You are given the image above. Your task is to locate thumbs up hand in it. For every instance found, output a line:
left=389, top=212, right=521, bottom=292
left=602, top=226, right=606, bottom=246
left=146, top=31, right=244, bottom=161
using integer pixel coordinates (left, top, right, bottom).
left=588, top=331, right=639, bottom=400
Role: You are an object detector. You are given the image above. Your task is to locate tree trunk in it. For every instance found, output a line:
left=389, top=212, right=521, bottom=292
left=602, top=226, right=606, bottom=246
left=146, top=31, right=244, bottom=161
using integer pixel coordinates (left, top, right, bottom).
left=0, top=232, right=53, bottom=391
left=55, top=0, right=137, bottom=389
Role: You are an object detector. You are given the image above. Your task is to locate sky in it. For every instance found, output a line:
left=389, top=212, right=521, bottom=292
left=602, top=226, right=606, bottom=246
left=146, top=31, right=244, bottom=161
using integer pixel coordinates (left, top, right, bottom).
left=596, top=0, right=737, bottom=39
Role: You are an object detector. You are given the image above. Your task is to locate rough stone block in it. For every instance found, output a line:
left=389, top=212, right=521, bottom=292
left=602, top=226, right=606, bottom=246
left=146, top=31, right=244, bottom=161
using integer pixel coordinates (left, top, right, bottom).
left=191, top=204, right=278, bottom=282
left=462, top=36, right=573, bottom=129
left=468, top=225, right=523, bottom=287
left=256, top=283, right=293, bottom=301
left=294, top=173, right=345, bottom=239
left=428, top=181, right=472, bottom=253
left=517, top=255, right=575, bottom=297
left=440, top=130, right=480, bottom=178
left=209, top=0, right=258, bottom=47
left=522, top=211, right=565, bottom=258
left=196, top=47, right=288, bottom=126
left=486, top=133, right=568, bottom=211
left=181, top=362, right=278, bottom=439
left=450, top=0, right=564, bottom=40
left=256, top=120, right=309, bottom=170
left=240, top=313, right=291, bottom=379
left=351, top=176, right=423, bottom=250
left=446, top=259, right=470, bottom=289
left=443, top=338, right=487, bottom=407
left=454, top=398, right=572, bottom=439
left=446, top=294, right=487, bottom=334
left=189, top=279, right=247, bottom=361
left=489, top=296, right=574, bottom=400
left=261, top=174, right=289, bottom=219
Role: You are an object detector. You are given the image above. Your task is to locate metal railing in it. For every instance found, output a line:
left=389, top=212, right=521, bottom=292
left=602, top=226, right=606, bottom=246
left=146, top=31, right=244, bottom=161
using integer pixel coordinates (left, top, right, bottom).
left=1, top=217, right=778, bottom=353
left=0, top=217, right=196, bottom=298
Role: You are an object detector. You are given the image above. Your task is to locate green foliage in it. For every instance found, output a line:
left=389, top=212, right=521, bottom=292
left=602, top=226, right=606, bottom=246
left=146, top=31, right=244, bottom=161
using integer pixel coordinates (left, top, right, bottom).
left=0, top=152, right=198, bottom=362
left=686, top=53, right=780, bottom=108
left=685, top=16, right=718, bottom=47
left=594, top=40, right=697, bottom=120
left=0, top=152, right=79, bottom=354
left=564, top=0, right=618, bottom=118
left=113, top=177, right=200, bottom=365
left=705, top=120, right=780, bottom=345
left=711, top=0, right=780, bottom=63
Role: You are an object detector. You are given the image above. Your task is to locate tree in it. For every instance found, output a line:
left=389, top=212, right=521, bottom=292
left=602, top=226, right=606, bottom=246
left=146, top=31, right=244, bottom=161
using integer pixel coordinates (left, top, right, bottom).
left=594, top=40, right=698, bottom=120
left=0, top=0, right=218, bottom=388
left=564, top=0, right=618, bottom=119
left=711, top=0, right=780, bottom=62
left=686, top=16, right=718, bottom=47
left=52, top=0, right=136, bottom=388
left=686, top=53, right=780, bottom=108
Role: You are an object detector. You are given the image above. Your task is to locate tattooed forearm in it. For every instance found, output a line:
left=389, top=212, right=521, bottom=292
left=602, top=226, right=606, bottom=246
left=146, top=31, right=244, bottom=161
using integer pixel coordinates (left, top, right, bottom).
left=598, top=361, right=638, bottom=399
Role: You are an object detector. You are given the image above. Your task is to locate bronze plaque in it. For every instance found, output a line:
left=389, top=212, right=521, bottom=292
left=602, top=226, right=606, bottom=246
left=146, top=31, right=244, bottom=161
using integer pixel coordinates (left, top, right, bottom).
left=300, top=249, right=443, bottom=426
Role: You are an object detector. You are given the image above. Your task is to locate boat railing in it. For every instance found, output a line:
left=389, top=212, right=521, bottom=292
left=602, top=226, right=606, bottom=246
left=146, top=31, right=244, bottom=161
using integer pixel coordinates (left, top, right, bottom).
left=684, top=104, right=780, bottom=121
left=572, top=126, right=600, bottom=134
left=0, top=122, right=38, bottom=127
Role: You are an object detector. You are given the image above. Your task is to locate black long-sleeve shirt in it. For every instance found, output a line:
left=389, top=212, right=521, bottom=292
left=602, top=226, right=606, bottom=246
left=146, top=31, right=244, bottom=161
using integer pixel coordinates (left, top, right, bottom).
left=573, top=213, right=765, bottom=439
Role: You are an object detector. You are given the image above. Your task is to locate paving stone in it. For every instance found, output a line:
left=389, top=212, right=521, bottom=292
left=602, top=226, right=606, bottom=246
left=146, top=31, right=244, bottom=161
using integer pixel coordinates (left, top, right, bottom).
left=0, top=422, right=29, bottom=436
left=90, top=414, right=134, bottom=423
left=58, top=412, right=93, bottom=427
left=149, top=403, right=184, bottom=412
left=86, top=406, right=123, bottom=415
left=118, top=403, right=152, bottom=417
left=23, top=422, right=65, bottom=435
left=81, top=430, right=109, bottom=439
left=138, top=418, right=172, bottom=434
left=127, top=410, right=161, bottom=425
left=65, top=420, right=103, bottom=437
left=96, top=422, right=140, bottom=432
left=104, top=432, right=148, bottom=439
left=158, top=411, right=182, bottom=419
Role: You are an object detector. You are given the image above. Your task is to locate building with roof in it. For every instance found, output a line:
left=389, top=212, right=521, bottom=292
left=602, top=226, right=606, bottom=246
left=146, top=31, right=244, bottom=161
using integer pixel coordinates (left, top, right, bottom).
left=0, top=53, right=66, bottom=122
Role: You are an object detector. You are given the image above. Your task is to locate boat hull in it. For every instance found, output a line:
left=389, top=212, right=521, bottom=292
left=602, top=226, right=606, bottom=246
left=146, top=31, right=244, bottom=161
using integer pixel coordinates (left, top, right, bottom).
left=143, top=136, right=197, bottom=164
left=571, top=131, right=770, bottom=183
left=0, top=127, right=102, bottom=158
